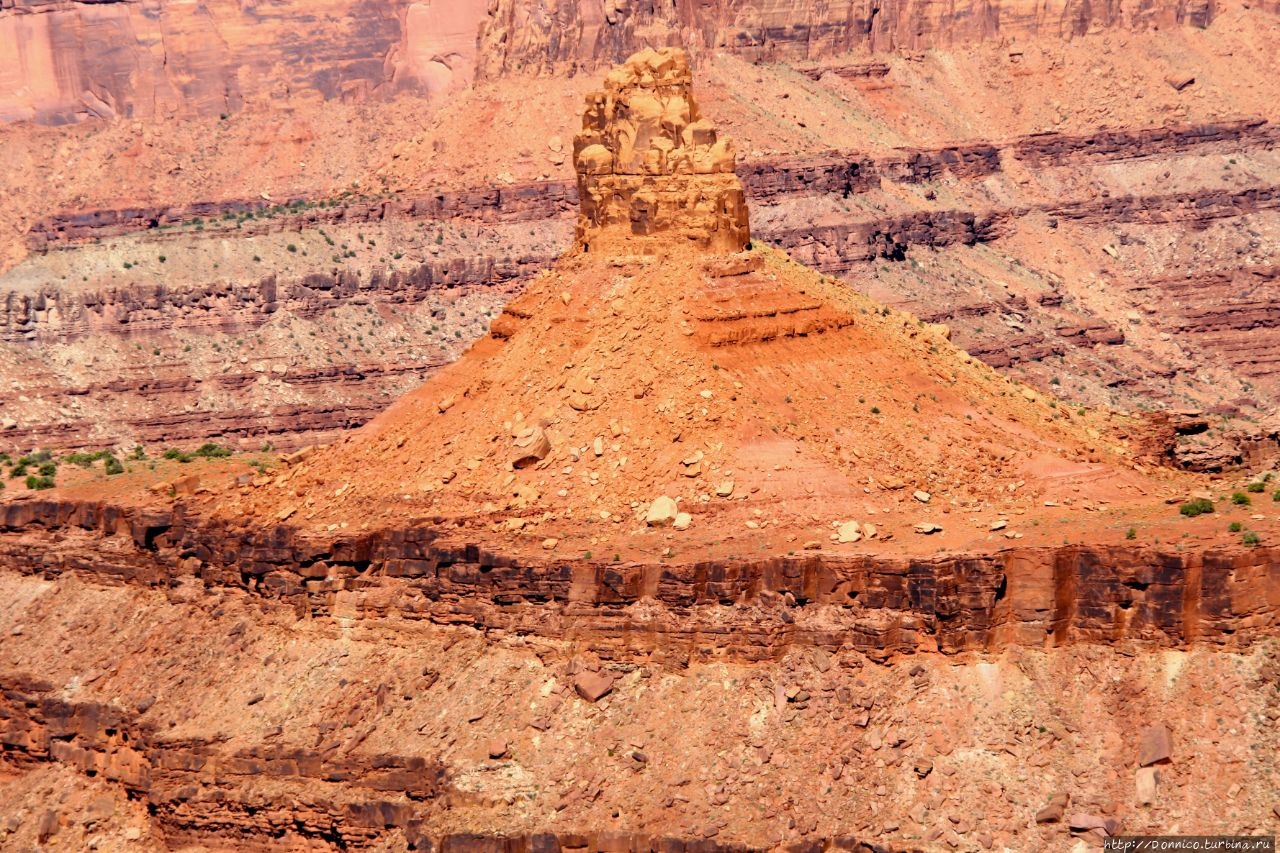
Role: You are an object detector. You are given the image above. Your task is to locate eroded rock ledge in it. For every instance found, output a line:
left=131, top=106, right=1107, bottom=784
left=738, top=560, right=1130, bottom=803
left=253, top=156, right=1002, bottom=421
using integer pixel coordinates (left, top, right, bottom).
left=1, top=498, right=1275, bottom=665
left=26, top=118, right=1276, bottom=252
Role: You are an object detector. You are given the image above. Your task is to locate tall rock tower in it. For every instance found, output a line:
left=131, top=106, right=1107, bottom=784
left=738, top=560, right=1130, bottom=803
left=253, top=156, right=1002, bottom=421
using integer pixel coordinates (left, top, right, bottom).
left=572, top=48, right=752, bottom=255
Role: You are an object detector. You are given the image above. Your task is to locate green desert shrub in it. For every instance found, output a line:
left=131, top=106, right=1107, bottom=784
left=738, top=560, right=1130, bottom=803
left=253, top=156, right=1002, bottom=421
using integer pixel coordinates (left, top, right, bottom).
left=194, top=443, right=232, bottom=459
left=1179, top=498, right=1214, bottom=518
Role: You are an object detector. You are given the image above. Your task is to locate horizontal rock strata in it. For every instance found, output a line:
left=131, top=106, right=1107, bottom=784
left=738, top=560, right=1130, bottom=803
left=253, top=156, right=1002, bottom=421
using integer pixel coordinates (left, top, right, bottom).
left=27, top=119, right=1275, bottom=250
left=1, top=0, right=1231, bottom=124
left=2, top=499, right=1276, bottom=665
left=1, top=666, right=909, bottom=850
left=7, top=118, right=1280, bottom=455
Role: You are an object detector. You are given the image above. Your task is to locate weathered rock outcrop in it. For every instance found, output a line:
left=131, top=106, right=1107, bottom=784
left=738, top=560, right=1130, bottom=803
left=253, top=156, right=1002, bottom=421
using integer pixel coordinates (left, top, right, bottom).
left=2, top=257, right=537, bottom=344
left=0, top=673, right=448, bottom=847
left=3, top=499, right=1277, bottom=664
left=3, top=664, right=915, bottom=851
left=0, top=0, right=487, bottom=124
left=475, top=0, right=1224, bottom=78
left=573, top=48, right=750, bottom=254
left=7, top=117, right=1280, bottom=456
left=1, top=0, right=1235, bottom=125
left=25, top=118, right=1273, bottom=251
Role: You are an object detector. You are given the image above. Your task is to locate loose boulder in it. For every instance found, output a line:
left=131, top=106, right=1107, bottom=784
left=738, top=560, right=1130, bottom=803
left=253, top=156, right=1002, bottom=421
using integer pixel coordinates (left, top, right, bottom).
left=646, top=496, right=679, bottom=526
left=1137, top=725, right=1172, bottom=766
left=512, top=428, right=552, bottom=469
left=574, top=670, right=616, bottom=702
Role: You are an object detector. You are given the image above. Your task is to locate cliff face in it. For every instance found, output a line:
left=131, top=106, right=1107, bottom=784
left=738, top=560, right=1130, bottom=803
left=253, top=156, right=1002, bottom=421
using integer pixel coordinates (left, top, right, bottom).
left=3, top=498, right=1278, bottom=664
left=0, top=0, right=488, bottom=123
left=476, top=0, right=1219, bottom=77
left=7, top=539, right=1273, bottom=852
left=0, top=0, right=1232, bottom=124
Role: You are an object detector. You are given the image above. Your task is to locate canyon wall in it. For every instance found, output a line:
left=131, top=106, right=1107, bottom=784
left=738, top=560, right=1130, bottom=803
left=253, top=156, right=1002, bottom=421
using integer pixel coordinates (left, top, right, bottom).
left=476, top=0, right=1218, bottom=77
left=0, top=664, right=920, bottom=851
left=0, top=0, right=488, bottom=124
left=0, top=0, right=1233, bottom=125
left=3, top=498, right=1277, bottom=664
left=16, top=119, right=1275, bottom=343
left=5, top=117, right=1280, bottom=459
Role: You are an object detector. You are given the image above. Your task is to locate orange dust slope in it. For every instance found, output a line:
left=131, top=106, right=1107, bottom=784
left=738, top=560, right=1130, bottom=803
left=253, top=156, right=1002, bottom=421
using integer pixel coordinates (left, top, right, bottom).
left=225, top=241, right=1171, bottom=542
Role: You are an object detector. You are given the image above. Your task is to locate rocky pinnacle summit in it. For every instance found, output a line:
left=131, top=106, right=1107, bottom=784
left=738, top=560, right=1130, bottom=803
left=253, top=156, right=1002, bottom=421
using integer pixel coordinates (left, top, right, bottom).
left=573, top=47, right=751, bottom=255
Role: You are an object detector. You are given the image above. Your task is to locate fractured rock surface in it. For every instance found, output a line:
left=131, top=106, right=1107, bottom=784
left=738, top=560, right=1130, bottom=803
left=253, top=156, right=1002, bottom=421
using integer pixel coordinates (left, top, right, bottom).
left=574, top=48, right=750, bottom=254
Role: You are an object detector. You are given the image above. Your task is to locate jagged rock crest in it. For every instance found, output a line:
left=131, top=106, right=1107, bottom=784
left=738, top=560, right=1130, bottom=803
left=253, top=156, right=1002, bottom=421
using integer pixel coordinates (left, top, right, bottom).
left=573, top=47, right=751, bottom=254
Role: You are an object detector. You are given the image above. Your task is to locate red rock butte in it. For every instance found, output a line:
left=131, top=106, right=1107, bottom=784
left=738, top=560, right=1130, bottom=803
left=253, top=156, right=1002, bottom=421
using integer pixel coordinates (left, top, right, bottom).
left=222, top=48, right=1168, bottom=559
left=5, top=31, right=1280, bottom=853
left=573, top=48, right=751, bottom=255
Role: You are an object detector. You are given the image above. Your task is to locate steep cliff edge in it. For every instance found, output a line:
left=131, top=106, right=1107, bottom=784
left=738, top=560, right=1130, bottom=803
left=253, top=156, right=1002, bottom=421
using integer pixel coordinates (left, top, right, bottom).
left=1, top=0, right=1258, bottom=125
left=0, top=0, right=486, bottom=124
left=475, top=0, right=1224, bottom=76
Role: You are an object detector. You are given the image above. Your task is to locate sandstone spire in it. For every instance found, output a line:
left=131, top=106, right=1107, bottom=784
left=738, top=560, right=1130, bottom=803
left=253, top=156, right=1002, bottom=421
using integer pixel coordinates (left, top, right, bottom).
left=572, top=47, right=751, bottom=255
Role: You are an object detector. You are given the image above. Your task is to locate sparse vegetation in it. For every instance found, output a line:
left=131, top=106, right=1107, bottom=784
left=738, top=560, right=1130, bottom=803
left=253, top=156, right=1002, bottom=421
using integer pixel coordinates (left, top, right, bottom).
left=1179, top=498, right=1214, bottom=518
left=25, top=475, right=55, bottom=490
left=9, top=450, right=53, bottom=479
left=1229, top=521, right=1243, bottom=533
left=1246, top=481, right=1265, bottom=493
left=63, top=450, right=108, bottom=468
left=165, top=442, right=232, bottom=463
left=1231, top=491, right=1251, bottom=507
left=1125, top=527, right=1136, bottom=540
left=1243, top=530, right=1261, bottom=546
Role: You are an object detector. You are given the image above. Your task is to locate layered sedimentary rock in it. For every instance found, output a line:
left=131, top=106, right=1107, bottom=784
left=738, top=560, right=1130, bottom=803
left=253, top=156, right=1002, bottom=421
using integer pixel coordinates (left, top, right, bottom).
left=474, top=0, right=1224, bottom=77
left=3, top=498, right=1278, bottom=663
left=1, top=0, right=1238, bottom=125
left=0, top=0, right=487, bottom=124
left=7, top=117, right=1280, bottom=458
left=573, top=48, right=750, bottom=254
